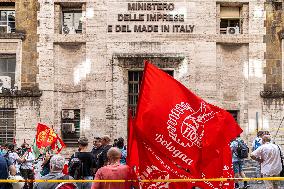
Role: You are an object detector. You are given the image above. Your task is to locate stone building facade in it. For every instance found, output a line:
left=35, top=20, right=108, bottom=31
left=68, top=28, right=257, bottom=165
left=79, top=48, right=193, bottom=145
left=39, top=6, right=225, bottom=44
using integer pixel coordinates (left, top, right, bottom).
left=1, top=0, right=283, bottom=155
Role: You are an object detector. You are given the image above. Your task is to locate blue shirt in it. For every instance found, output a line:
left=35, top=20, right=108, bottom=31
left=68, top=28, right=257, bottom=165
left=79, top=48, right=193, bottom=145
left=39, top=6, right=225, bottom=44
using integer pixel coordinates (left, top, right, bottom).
left=0, top=155, right=12, bottom=189
left=119, top=147, right=127, bottom=165
left=230, top=138, right=244, bottom=162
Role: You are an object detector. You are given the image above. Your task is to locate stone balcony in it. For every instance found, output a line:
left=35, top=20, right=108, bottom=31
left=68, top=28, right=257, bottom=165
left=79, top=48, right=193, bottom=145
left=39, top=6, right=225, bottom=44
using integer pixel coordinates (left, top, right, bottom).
left=53, top=33, right=87, bottom=44
left=0, top=32, right=25, bottom=40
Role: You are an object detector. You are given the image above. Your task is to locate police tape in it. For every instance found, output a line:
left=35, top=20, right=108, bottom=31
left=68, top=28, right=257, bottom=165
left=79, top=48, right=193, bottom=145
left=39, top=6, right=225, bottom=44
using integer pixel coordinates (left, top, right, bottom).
left=0, top=177, right=284, bottom=183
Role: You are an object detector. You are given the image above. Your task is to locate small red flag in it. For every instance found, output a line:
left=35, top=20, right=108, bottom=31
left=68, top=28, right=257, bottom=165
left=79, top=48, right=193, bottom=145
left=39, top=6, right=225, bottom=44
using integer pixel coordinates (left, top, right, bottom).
left=62, top=164, right=69, bottom=175
left=51, top=136, right=66, bottom=154
left=35, top=123, right=65, bottom=153
left=36, top=123, right=58, bottom=148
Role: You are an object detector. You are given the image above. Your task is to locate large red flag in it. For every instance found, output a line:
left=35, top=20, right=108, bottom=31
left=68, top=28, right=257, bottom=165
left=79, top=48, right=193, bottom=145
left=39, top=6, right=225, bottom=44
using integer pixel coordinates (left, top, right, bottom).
left=136, top=135, right=197, bottom=189
left=198, top=144, right=235, bottom=189
left=127, top=109, right=139, bottom=167
left=134, top=61, right=242, bottom=186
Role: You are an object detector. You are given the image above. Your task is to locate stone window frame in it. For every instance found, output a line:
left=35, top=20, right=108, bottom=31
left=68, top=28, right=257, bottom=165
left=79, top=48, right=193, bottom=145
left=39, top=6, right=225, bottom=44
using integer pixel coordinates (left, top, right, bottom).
left=110, top=54, right=184, bottom=137
left=0, top=39, right=22, bottom=90
left=0, top=108, right=15, bottom=144
left=216, top=2, right=249, bottom=35
left=62, top=10, right=83, bottom=34
left=227, top=110, right=240, bottom=124
left=54, top=2, right=86, bottom=34
left=0, top=2, right=15, bottom=34
left=128, top=69, right=174, bottom=116
left=0, top=9, right=15, bottom=33
left=0, top=54, right=16, bottom=88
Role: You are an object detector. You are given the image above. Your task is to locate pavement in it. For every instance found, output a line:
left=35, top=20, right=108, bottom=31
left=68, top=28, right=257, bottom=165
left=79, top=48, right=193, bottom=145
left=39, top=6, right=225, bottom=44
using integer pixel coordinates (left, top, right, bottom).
left=240, top=159, right=284, bottom=189
left=237, top=180, right=284, bottom=189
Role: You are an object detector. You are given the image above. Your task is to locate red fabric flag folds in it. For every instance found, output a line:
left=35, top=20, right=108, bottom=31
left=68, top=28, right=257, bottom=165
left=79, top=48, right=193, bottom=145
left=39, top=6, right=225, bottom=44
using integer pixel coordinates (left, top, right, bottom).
left=127, top=109, right=139, bottom=167
left=129, top=61, right=242, bottom=189
left=36, top=123, right=65, bottom=153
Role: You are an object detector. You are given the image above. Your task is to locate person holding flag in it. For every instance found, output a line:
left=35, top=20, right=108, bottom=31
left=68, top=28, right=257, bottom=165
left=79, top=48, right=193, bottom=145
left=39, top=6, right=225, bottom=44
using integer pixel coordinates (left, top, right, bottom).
left=19, top=142, right=35, bottom=189
left=32, top=123, right=66, bottom=179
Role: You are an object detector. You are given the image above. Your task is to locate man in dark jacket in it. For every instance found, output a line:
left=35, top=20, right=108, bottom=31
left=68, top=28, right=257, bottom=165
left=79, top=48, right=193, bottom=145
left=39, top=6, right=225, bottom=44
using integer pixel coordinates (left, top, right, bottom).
left=69, top=137, right=94, bottom=189
left=91, top=137, right=103, bottom=172
left=96, top=135, right=112, bottom=169
left=0, top=154, right=16, bottom=189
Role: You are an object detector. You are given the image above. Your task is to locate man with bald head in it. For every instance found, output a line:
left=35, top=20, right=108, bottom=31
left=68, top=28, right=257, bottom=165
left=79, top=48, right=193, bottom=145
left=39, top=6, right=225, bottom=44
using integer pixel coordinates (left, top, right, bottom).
left=251, top=135, right=282, bottom=189
left=92, top=147, right=134, bottom=189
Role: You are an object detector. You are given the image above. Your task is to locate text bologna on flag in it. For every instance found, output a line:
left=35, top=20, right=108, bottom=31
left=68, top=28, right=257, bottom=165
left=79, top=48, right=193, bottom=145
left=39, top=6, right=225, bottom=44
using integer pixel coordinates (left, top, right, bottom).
left=133, top=61, right=242, bottom=188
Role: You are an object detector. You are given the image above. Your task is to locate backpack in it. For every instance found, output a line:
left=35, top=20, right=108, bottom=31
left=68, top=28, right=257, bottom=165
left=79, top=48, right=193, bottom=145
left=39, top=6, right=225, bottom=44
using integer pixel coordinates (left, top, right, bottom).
left=236, top=140, right=249, bottom=159
left=68, top=153, right=83, bottom=179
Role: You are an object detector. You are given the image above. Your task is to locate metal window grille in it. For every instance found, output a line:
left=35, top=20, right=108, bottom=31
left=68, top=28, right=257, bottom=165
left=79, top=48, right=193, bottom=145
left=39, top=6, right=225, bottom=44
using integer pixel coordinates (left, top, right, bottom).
left=0, top=109, right=15, bottom=144
left=0, top=10, right=15, bottom=33
left=128, top=70, right=174, bottom=116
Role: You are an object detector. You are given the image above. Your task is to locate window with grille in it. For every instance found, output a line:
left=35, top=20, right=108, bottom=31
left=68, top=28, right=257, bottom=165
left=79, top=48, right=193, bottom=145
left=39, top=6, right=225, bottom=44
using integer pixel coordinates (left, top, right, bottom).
left=128, top=70, right=173, bottom=116
left=0, top=109, right=15, bottom=144
left=227, top=110, right=239, bottom=124
left=62, top=10, right=82, bottom=34
left=61, top=109, right=80, bottom=147
left=0, top=54, right=16, bottom=88
left=0, top=9, right=15, bottom=33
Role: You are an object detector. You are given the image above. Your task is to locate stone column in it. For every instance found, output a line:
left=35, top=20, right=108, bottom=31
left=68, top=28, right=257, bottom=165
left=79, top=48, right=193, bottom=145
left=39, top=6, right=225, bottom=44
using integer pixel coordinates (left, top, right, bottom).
left=216, top=3, right=220, bottom=34
left=54, top=4, right=61, bottom=34
left=282, top=38, right=284, bottom=90
left=241, top=4, right=249, bottom=34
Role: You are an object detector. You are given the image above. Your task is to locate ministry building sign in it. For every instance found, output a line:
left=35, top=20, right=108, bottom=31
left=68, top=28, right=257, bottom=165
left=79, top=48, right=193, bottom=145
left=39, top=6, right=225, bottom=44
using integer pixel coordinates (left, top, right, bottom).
left=108, top=2, right=195, bottom=33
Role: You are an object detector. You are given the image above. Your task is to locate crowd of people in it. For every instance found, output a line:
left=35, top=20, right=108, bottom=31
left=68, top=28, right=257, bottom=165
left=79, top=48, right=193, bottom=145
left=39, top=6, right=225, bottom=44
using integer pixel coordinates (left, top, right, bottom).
left=0, top=135, right=130, bottom=189
left=0, top=131, right=283, bottom=189
left=231, top=131, right=283, bottom=189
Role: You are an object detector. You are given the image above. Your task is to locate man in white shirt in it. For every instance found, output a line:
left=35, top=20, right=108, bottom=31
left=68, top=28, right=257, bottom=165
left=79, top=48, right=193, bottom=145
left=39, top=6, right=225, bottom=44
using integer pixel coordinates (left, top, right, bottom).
left=6, top=143, right=25, bottom=174
left=252, top=131, right=264, bottom=182
left=19, top=143, right=35, bottom=189
left=251, top=135, right=282, bottom=189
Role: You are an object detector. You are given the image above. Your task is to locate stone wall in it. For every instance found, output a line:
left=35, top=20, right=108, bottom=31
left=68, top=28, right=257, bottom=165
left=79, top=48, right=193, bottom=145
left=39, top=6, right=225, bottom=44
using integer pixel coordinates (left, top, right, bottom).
left=260, top=1, right=284, bottom=146
left=16, top=0, right=38, bottom=89
left=264, top=2, right=283, bottom=91
left=29, top=0, right=269, bottom=155
left=262, top=99, right=284, bottom=145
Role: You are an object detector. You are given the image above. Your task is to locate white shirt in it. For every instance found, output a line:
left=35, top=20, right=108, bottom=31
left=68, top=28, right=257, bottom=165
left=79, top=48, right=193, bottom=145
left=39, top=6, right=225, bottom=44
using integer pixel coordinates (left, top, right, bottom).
left=8, top=152, right=21, bottom=173
left=20, top=152, right=35, bottom=170
left=8, top=152, right=20, bottom=164
left=251, top=142, right=282, bottom=176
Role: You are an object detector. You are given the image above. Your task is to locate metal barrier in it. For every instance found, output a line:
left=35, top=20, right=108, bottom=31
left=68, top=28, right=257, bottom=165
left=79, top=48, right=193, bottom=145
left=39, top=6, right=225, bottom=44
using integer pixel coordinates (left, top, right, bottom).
left=1, top=177, right=284, bottom=183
